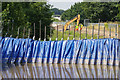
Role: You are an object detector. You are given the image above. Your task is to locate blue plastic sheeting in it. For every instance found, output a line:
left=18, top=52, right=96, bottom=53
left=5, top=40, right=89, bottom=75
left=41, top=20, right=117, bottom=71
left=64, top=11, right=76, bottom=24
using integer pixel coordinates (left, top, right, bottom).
left=2, top=64, right=120, bottom=78
left=1, top=37, right=120, bottom=66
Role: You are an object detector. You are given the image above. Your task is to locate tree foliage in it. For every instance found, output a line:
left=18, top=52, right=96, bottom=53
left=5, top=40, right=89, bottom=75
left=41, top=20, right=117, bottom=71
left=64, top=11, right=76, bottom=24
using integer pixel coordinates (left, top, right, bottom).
left=51, top=8, right=64, bottom=15
left=2, top=2, right=53, bottom=40
left=117, top=2, right=120, bottom=21
left=61, top=2, right=119, bottom=23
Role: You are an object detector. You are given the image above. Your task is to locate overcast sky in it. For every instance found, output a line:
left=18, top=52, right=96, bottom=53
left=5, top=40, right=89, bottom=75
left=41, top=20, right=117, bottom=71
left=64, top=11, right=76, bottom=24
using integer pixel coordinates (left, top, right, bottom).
left=47, top=0, right=83, bottom=10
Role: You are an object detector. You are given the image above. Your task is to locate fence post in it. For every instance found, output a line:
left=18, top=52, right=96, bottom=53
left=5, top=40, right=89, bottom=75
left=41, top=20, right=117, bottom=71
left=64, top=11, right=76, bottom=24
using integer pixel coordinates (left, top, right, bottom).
left=56, top=25, right=58, bottom=41
left=109, top=26, right=111, bottom=38
left=104, top=25, right=105, bottom=38
left=39, top=20, right=41, bottom=41
left=10, top=20, right=14, bottom=37
left=79, top=25, right=81, bottom=40
left=23, top=27, right=25, bottom=38
left=68, top=25, right=70, bottom=40
left=6, top=21, right=10, bottom=37
left=28, top=28, right=30, bottom=38
left=92, top=25, right=94, bottom=39
left=33, top=23, right=35, bottom=40
left=44, top=26, right=46, bottom=41
left=62, top=26, right=64, bottom=40
left=115, top=24, right=117, bottom=38
left=117, top=24, right=120, bottom=39
left=97, top=19, right=100, bottom=39
left=73, top=24, right=75, bottom=40
left=16, top=27, right=20, bottom=38
left=85, top=26, right=87, bottom=39
left=50, top=26, right=51, bottom=41
left=12, top=20, right=14, bottom=37
left=7, top=20, right=10, bottom=36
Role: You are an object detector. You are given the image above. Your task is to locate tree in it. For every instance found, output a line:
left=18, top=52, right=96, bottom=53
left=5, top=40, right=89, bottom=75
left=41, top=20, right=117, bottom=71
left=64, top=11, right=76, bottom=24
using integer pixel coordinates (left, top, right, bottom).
left=117, top=2, right=120, bottom=21
left=61, top=2, right=119, bottom=23
left=51, top=8, right=64, bottom=15
left=2, top=2, right=53, bottom=40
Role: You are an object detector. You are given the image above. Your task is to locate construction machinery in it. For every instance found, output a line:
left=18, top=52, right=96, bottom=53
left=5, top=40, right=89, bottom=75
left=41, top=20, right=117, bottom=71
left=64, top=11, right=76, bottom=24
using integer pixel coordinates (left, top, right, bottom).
left=64, top=14, right=80, bottom=31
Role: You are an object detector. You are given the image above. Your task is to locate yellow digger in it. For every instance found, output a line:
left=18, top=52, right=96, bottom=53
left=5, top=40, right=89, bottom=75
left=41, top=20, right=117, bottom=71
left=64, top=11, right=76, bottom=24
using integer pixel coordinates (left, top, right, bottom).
left=64, top=14, right=82, bottom=32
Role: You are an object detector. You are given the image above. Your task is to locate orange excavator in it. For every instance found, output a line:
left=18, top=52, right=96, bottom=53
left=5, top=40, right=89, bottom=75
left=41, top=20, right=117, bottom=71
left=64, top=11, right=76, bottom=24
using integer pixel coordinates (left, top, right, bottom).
left=64, top=14, right=82, bottom=31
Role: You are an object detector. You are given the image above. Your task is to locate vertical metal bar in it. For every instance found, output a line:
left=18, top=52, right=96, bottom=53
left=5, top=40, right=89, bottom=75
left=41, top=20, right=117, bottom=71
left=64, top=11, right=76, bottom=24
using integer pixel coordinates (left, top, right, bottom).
left=39, top=20, right=41, bottom=40
left=67, top=25, right=70, bottom=40
left=104, top=25, right=105, bottom=38
left=50, top=26, right=51, bottom=41
left=73, top=24, right=75, bottom=40
left=44, top=26, right=46, bottom=41
left=3, top=21, right=7, bottom=37
left=10, top=20, right=14, bottom=37
left=12, top=20, right=14, bottom=32
left=28, top=28, right=30, bottom=38
left=34, top=23, right=35, bottom=38
left=18, top=27, right=20, bottom=36
left=62, top=26, right=64, bottom=40
left=69, top=26, right=70, bottom=36
left=16, top=27, right=20, bottom=38
left=23, top=27, right=25, bottom=38
left=7, top=20, right=10, bottom=36
left=97, top=19, right=100, bottom=39
left=92, top=25, right=94, bottom=39
left=117, top=24, right=120, bottom=39
left=115, top=24, right=117, bottom=38
left=7, top=21, right=10, bottom=37
left=56, top=25, right=58, bottom=40
left=1, top=20, right=4, bottom=37
left=69, top=26, right=70, bottom=37
left=79, top=25, right=81, bottom=40
left=85, top=26, right=87, bottom=39
left=109, top=26, right=111, bottom=38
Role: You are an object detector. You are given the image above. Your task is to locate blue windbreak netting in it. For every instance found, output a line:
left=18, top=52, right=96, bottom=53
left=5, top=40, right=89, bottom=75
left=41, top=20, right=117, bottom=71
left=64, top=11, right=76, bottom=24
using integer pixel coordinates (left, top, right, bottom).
left=1, top=37, right=120, bottom=66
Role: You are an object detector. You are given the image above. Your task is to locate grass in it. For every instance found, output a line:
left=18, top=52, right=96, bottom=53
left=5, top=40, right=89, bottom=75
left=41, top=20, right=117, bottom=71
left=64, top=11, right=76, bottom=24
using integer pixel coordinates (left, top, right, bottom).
left=50, top=30, right=98, bottom=41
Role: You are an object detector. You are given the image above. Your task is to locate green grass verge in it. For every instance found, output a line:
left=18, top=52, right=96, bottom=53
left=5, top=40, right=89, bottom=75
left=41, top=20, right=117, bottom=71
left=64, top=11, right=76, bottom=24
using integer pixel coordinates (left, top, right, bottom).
left=50, top=30, right=99, bottom=41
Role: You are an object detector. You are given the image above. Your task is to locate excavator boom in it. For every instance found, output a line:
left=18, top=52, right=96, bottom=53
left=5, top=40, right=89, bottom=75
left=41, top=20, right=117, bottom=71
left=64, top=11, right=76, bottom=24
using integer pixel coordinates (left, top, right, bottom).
left=64, top=14, right=80, bottom=31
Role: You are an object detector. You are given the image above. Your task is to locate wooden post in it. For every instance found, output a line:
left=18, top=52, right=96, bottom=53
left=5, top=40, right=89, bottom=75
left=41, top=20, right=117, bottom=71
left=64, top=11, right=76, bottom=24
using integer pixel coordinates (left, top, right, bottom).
left=117, top=24, right=120, bottom=39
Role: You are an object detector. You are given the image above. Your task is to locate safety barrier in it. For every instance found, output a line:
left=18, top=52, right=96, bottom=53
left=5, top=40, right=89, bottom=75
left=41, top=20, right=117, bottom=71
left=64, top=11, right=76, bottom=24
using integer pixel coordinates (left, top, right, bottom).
left=1, top=37, right=120, bottom=66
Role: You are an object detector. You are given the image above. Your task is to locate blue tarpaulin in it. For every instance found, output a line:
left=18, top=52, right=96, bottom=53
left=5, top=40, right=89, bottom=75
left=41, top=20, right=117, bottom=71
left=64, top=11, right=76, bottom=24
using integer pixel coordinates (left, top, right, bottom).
left=1, top=37, right=120, bottom=66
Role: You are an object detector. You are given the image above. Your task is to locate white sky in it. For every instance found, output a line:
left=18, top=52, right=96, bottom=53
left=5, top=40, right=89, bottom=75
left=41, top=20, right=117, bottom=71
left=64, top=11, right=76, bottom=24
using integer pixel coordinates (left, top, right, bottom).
left=47, top=0, right=83, bottom=10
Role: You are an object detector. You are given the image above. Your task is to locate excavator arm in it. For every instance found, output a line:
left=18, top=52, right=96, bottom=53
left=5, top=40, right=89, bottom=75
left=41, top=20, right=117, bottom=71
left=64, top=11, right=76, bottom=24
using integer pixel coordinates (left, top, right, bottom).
left=64, top=14, right=80, bottom=31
